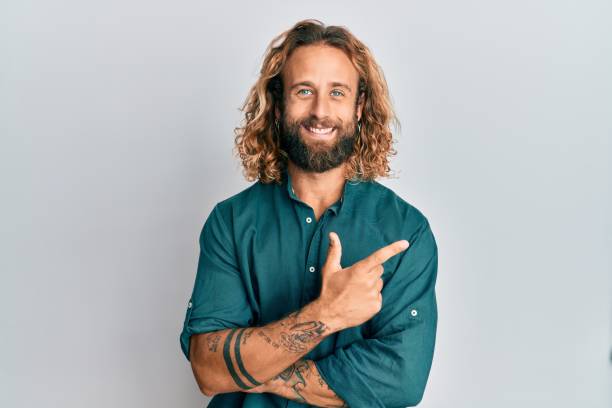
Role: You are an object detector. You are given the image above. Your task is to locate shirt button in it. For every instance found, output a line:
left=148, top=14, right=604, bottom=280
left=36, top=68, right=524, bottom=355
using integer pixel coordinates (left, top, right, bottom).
left=410, top=309, right=418, bottom=317
left=309, top=266, right=316, bottom=273
left=305, top=217, right=312, bottom=223
left=188, top=301, right=193, bottom=309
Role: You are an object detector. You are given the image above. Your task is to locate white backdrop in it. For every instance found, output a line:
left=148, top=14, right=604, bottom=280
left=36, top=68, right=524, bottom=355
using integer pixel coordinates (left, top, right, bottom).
left=1, top=1, right=610, bottom=407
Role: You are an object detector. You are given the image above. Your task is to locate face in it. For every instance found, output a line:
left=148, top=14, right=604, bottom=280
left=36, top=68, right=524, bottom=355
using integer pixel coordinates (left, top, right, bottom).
left=276, top=44, right=364, bottom=173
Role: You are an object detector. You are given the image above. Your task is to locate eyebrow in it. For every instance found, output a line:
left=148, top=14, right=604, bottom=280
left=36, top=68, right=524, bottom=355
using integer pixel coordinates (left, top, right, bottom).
left=289, top=81, right=352, bottom=93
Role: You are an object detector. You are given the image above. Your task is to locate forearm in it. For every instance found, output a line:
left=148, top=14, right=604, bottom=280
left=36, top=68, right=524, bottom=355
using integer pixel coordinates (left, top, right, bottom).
left=249, top=358, right=347, bottom=407
left=190, top=299, right=340, bottom=395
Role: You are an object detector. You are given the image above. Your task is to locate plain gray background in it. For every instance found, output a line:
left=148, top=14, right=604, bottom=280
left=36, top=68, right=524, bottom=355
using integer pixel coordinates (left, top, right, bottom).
left=1, top=1, right=610, bottom=407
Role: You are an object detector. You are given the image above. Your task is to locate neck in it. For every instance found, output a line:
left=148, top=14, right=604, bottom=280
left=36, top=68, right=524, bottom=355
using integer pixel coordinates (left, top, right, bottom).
left=286, top=161, right=346, bottom=214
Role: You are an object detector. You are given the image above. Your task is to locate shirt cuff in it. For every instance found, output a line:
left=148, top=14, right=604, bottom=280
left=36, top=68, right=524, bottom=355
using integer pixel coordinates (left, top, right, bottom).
left=314, top=347, right=386, bottom=408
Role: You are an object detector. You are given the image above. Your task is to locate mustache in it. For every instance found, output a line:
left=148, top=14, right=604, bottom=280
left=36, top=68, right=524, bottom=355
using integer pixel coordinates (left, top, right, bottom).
left=299, top=118, right=339, bottom=129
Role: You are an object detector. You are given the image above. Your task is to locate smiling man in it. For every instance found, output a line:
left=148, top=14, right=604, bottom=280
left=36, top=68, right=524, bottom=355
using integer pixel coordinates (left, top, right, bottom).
left=180, top=19, right=439, bottom=407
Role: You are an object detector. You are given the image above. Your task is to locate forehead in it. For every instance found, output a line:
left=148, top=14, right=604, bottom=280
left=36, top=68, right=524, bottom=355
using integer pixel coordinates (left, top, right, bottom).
left=282, top=44, right=359, bottom=88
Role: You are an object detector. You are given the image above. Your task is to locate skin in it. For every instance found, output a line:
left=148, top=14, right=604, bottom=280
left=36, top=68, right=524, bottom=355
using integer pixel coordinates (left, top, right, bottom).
left=244, top=359, right=348, bottom=407
left=189, top=44, right=410, bottom=406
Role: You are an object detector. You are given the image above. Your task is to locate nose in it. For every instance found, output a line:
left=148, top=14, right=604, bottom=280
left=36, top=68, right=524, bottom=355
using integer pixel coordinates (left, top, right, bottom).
left=310, top=93, right=332, bottom=122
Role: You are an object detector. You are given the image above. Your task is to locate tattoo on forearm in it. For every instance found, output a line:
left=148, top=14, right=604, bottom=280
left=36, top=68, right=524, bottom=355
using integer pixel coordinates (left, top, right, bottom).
left=257, top=330, right=281, bottom=349
left=279, top=320, right=327, bottom=353
left=222, top=328, right=254, bottom=390
left=242, top=328, right=253, bottom=345
left=219, top=328, right=263, bottom=390
left=274, top=359, right=310, bottom=403
left=266, top=311, right=328, bottom=354
left=206, top=334, right=221, bottom=352
left=313, top=363, right=348, bottom=407
left=234, top=328, right=262, bottom=387
left=252, top=309, right=329, bottom=355
left=275, top=360, right=348, bottom=407
left=218, top=309, right=328, bottom=393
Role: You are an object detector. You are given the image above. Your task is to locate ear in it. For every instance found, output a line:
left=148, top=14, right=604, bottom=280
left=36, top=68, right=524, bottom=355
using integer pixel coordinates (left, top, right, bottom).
left=356, top=92, right=365, bottom=122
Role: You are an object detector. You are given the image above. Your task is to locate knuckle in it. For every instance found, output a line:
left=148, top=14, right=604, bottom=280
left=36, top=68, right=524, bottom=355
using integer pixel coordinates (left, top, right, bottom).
left=361, top=262, right=374, bottom=274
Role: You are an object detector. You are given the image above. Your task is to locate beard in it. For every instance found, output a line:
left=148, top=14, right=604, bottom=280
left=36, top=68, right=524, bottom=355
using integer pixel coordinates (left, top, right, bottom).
left=278, top=109, right=358, bottom=173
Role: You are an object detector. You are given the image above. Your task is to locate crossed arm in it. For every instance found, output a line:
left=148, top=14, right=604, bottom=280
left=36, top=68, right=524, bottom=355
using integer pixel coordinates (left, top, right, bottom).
left=245, top=357, right=347, bottom=407
left=183, top=205, right=438, bottom=407
left=188, top=301, right=348, bottom=407
left=192, top=324, right=346, bottom=407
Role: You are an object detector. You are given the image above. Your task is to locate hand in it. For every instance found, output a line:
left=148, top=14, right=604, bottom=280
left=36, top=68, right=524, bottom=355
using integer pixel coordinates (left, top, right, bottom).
left=242, top=376, right=290, bottom=396
left=316, top=232, right=409, bottom=332
left=242, top=380, right=276, bottom=394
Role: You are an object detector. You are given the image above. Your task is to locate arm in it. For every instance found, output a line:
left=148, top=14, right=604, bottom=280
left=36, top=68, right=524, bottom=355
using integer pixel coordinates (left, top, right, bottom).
left=180, top=204, right=410, bottom=401
left=312, top=220, right=439, bottom=408
left=244, top=358, right=348, bottom=407
left=241, top=224, right=431, bottom=408
left=180, top=205, right=343, bottom=396
left=189, top=300, right=341, bottom=396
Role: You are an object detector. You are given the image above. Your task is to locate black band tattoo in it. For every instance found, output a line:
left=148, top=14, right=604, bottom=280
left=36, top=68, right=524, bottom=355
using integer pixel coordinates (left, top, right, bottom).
left=222, top=328, right=252, bottom=390
left=234, top=328, right=262, bottom=386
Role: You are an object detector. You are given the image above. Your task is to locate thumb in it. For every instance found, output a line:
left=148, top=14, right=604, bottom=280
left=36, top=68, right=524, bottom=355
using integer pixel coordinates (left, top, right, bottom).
left=323, top=231, right=342, bottom=272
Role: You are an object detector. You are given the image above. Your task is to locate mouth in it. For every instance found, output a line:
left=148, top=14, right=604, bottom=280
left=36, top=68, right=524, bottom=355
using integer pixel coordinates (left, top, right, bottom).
left=301, top=124, right=336, bottom=140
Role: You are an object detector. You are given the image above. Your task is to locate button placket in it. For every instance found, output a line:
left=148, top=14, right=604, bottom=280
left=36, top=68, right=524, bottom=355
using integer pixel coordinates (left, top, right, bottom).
left=301, top=211, right=331, bottom=304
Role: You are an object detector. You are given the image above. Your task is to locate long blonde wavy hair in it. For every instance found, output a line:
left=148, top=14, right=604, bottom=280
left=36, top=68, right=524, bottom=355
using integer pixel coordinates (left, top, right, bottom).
left=233, top=19, right=400, bottom=184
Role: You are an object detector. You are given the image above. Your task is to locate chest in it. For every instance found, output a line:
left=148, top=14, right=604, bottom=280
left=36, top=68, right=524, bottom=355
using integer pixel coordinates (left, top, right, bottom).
left=234, top=204, right=392, bottom=325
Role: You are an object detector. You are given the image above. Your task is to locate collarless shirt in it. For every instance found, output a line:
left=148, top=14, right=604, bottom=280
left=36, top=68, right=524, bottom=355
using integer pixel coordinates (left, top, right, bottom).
left=180, top=169, right=439, bottom=408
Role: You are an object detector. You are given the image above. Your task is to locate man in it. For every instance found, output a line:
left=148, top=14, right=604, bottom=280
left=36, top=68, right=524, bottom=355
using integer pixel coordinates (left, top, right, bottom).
left=180, top=19, right=438, bottom=407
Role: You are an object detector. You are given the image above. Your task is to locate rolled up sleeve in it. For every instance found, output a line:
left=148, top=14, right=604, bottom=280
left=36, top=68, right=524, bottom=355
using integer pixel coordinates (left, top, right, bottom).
left=179, top=204, right=254, bottom=362
left=314, top=219, right=438, bottom=407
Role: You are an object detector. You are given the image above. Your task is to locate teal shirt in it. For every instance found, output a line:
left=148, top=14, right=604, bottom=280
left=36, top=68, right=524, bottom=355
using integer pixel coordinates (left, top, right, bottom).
left=180, top=169, right=438, bottom=407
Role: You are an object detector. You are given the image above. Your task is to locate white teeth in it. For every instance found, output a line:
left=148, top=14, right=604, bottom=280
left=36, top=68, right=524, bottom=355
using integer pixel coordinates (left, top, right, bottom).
left=307, top=126, right=333, bottom=134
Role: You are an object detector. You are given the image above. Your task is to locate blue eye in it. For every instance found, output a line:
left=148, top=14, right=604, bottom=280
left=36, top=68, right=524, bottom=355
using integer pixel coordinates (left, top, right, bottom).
left=297, top=89, right=312, bottom=95
left=331, top=90, right=344, bottom=97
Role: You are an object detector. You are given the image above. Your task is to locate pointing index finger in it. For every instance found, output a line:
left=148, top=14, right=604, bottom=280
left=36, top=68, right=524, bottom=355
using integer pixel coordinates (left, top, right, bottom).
left=362, top=240, right=409, bottom=269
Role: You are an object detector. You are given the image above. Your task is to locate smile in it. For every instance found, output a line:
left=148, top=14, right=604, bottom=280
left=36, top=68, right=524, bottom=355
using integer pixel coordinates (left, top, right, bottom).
left=302, top=124, right=336, bottom=138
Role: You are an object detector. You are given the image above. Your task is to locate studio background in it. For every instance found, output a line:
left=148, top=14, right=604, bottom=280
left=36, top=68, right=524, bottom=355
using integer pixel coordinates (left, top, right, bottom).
left=1, top=1, right=610, bottom=407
